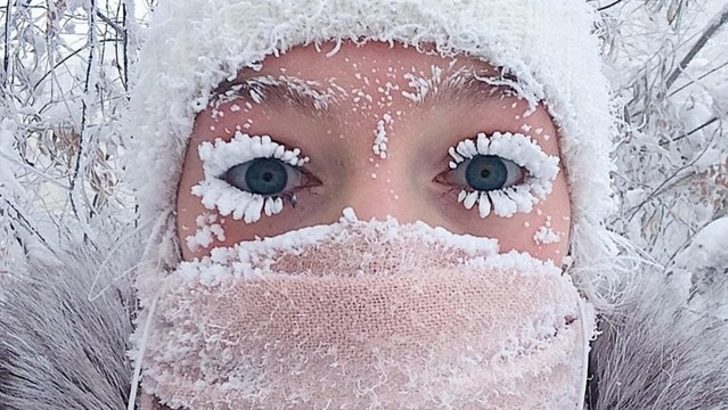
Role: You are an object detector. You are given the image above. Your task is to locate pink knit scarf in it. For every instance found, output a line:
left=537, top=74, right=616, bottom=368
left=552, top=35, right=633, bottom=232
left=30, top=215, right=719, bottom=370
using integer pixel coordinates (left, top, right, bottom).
left=133, top=220, right=593, bottom=409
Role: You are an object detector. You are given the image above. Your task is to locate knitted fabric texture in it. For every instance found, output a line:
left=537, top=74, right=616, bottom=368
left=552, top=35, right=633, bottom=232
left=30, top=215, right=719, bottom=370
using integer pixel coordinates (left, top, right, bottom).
left=132, top=218, right=595, bottom=409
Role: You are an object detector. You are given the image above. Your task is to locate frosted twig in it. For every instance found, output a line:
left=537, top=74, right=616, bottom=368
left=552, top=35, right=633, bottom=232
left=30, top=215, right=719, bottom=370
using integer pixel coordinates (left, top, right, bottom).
left=597, top=0, right=625, bottom=12
left=627, top=127, right=720, bottom=222
left=0, top=192, right=57, bottom=256
left=2, top=0, right=10, bottom=88
left=668, top=59, right=728, bottom=97
left=665, top=4, right=728, bottom=91
left=94, top=9, right=125, bottom=39
left=127, top=291, right=159, bottom=410
left=122, top=0, right=130, bottom=94
left=69, top=0, right=99, bottom=219
left=87, top=218, right=157, bottom=301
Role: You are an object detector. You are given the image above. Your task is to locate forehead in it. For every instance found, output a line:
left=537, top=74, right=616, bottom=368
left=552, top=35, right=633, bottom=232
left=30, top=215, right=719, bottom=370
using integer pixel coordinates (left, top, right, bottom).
left=210, top=40, right=524, bottom=123
left=255, top=41, right=498, bottom=77
left=197, top=41, right=559, bottom=161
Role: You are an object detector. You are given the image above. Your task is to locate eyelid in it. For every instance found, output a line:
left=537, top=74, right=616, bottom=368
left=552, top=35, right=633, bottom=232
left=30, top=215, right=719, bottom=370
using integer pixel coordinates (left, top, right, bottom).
left=443, top=131, right=560, bottom=219
left=197, top=132, right=309, bottom=179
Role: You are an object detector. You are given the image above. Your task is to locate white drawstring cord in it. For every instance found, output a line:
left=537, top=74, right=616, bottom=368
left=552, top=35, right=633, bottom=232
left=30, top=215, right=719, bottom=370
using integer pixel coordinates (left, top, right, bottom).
left=575, top=297, right=593, bottom=410
left=127, top=292, right=159, bottom=410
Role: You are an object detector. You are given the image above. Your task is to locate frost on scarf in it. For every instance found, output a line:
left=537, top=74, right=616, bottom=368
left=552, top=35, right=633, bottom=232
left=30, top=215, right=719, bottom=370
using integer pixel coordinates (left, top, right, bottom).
left=132, top=213, right=595, bottom=409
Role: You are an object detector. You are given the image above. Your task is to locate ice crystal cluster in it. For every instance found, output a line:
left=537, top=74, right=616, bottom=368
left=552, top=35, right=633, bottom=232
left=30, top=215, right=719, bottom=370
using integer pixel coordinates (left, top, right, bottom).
left=449, top=132, right=560, bottom=218
left=191, top=132, right=308, bottom=224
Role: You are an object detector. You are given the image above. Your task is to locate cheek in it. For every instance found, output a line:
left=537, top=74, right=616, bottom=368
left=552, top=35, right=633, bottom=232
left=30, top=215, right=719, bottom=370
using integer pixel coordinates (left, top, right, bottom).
left=432, top=158, right=570, bottom=265
left=484, top=169, right=571, bottom=264
left=177, top=163, right=325, bottom=260
left=176, top=145, right=209, bottom=259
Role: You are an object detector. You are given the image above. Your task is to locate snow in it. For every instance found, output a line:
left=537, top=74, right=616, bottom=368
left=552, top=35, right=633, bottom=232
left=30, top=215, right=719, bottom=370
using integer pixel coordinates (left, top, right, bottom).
left=463, top=191, right=478, bottom=210
left=489, top=190, right=518, bottom=218
left=341, top=207, right=358, bottom=222
left=0, top=119, right=21, bottom=195
left=171, top=211, right=502, bottom=284
left=401, top=72, right=432, bottom=103
left=477, top=192, right=491, bottom=218
left=448, top=132, right=560, bottom=218
left=533, top=226, right=561, bottom=245
left=673, top=217, right=728, bottom=270
left=185, top=213, right=226, bottom=252
left=372, top=113, right=393, bottom=159
left=244, top=75, right=335, bottom=111
left=191, top=132, right=308, bottom=223
left=669, top=217, right=728, bottom=319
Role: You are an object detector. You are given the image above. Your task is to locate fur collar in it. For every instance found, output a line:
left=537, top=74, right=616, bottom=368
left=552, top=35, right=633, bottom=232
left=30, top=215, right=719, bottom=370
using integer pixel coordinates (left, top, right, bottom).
left=1, top=241, right=727, bottom=409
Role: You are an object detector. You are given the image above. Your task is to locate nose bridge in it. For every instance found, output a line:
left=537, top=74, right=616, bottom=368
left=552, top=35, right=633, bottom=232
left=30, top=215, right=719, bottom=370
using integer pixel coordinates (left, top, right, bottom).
left=340, top=163, right=426, bottom=224
left=335, top=94, right=435, bottom=225
left=345, top=190, right=395, bottom=222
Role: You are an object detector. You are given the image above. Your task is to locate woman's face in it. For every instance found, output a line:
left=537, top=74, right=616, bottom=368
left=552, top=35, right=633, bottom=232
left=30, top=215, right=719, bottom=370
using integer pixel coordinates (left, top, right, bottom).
left=177, top=41, right=571, bottom=264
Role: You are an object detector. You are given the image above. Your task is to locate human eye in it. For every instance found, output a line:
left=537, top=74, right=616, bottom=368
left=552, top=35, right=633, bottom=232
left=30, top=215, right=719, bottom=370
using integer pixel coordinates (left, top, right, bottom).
left=191, top=132, right=318, bottom=223
left=223, top=158, right=303, bottom=197
left=436, top=132, right=560, bottom=218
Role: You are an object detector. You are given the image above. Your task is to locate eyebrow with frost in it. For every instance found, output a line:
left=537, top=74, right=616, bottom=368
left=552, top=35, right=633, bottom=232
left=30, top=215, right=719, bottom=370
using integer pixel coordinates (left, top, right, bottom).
left=208, top=69, right=527, bottom=116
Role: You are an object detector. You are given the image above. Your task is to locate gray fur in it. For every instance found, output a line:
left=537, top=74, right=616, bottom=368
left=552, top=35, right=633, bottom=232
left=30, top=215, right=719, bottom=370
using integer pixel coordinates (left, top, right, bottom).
left=588, top=273, right=728, bottom=410
left=0, top=238, right=138, bottom=410
left=1, top=239, right=727, bottom=409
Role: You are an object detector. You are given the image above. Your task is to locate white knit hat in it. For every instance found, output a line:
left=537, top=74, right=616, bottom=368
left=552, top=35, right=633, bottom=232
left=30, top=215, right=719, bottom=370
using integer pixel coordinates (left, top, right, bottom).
left=126, top=0, right=618, bottom=269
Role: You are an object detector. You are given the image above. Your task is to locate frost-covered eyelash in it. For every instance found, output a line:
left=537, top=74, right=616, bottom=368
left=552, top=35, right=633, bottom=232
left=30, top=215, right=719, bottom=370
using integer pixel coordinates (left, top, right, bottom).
left=191, top=131, right=309, bottom=224
left=448, top=131, right=560, bottom=219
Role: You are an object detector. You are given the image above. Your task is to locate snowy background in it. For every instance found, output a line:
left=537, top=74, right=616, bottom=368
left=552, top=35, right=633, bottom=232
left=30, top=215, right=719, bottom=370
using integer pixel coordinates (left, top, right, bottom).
left=0, top=0, right=726, bottom=296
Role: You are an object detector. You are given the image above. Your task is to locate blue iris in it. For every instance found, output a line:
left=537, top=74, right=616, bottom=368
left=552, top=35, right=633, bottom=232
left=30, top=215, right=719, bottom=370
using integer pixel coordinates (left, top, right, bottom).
left=224, top=158, right=288, bottom=195
left=465, top=155, right=508, bottom=191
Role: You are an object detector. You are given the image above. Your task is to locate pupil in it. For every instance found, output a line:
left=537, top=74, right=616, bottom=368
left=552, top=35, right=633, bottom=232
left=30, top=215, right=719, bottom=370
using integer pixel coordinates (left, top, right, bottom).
left=465, top=155, right=508, bottom=191
left=241, top=158, right=288, bottom=195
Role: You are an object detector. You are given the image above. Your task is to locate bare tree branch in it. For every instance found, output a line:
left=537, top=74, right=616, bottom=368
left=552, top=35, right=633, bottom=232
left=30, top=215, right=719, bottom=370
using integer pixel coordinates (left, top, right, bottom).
left=2, top=0, right=12, bottom=88
left=665, top=4, right=728, bottom=91
left=95, top=9, right=125, bottom=39
left=669, top=58, right=728, bottom=97
left=0, top=192, right=58, bottom=256
left=69, top=0, right=98, bottom=219
left=599, top=0, right=626, bottom=12
left=122, top=1, right=129, bottom=93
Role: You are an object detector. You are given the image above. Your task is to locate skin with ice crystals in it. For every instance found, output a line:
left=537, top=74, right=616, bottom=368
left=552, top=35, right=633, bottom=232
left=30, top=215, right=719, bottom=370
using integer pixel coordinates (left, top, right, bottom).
left=533, top=215, right=562, bottom=245
left=449, top=132, right=560, bottom=219
left=373, top=113, right=393, bottom=158
left=534, top=225, right=561, bottom=245
left=177, top=42, right=571, bottom=265
left=185, top=212, right=226, bottom=252
left=191, top=131, right=308, bottom=224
